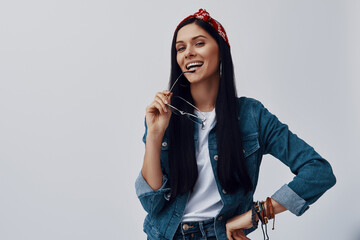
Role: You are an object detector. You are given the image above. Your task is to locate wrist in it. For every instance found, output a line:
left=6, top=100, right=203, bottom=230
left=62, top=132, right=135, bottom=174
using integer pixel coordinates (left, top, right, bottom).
left=146, top=130, right=165, bottom=140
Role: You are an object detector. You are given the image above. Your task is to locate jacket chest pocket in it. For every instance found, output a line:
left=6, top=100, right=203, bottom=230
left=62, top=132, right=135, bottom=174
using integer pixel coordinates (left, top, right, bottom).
left=242, top=133, right=261, bottom=184
left=242, top=133, right=260, bottom=158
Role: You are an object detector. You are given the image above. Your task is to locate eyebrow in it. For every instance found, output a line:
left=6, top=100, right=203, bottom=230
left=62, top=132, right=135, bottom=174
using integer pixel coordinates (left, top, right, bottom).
left=176, top=35, right=207, bottom=44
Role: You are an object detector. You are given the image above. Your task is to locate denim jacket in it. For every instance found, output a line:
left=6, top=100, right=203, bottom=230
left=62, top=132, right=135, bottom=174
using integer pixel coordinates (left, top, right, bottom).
left=135, top=97, right=336, bottom=240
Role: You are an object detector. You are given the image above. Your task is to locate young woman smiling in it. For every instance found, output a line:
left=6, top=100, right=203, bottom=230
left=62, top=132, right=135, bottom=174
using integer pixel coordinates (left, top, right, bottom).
left=135, top=9, right=336, bottom=240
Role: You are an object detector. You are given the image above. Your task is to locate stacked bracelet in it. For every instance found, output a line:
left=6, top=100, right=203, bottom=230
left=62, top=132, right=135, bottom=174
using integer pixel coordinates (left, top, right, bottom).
left=266, top=197, right=275, bottom=230
left=252, top=198, right=276, bottom=240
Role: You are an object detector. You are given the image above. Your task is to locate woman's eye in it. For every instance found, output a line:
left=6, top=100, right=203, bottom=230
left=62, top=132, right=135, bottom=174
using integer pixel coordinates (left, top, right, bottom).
left=196, top=42, right=205, bottom=46
left=177, top=46, right=185, bottom=52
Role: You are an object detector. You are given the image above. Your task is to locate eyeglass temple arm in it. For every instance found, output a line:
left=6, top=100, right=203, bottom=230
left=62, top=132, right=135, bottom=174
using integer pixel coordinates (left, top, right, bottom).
left=168, top=70, right=195, bottom=92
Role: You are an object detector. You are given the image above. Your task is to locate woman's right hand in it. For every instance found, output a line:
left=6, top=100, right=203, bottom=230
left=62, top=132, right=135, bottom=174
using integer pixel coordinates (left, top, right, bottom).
left=145, top=90, right=173, bottom=136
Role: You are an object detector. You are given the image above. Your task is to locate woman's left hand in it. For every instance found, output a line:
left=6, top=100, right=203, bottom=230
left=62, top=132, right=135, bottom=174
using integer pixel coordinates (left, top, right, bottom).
left=225, top=210, right=253, bottom=240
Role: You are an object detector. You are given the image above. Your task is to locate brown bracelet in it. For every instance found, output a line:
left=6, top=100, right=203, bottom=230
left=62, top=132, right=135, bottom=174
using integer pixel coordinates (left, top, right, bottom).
left=262, top=201, right=269, bottom=224
left=266, top=197, right=274, bottom=219
left=266, top=197, right=275, bottom=230
left=264, top=199, right=271, bottom=220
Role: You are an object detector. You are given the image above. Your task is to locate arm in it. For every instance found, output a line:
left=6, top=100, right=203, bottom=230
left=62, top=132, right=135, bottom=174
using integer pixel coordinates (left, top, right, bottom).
left=226, top=99, right=336, bottom=239
left=255, top=100, right=336, bottom=215
left=226, top=198, right=286, bottom=240
left=141, top=90, right=172, bottom=190
left=142, top=132, right=165, bottom=190
left=135, top=91, right=173, bottom=214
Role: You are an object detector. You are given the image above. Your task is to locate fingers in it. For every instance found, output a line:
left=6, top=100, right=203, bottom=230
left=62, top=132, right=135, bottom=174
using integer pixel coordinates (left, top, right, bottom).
left=147, top=91, right=173, bottom=116
left=154, top=96, right=168, bottom=114
left=161, top=90, right=172, bottom=97
left=232, top=235, right=242, bottom=240
left=226, top=229, right=233, bottom=240
left=161, top=90, right=173, bottom=103
left=156, top=91, right=170, bottom=104
left=151, top=101, right=166, bottom=115
left=231, top=231, right=243, bottom=240
left=227, top=229, right=250, bottom=240
left=236, top=230, right=250, bottom=240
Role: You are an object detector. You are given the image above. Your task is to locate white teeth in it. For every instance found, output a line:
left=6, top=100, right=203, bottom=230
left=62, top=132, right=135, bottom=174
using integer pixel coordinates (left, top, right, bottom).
left=186, top=62, right=203, bottom=69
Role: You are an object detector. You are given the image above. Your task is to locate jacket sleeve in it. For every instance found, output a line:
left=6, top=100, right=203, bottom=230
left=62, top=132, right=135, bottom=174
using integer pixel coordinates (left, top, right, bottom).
left=252, top=100, right=336, bottom=216
left=134, top=118, right=171, bottom=215
left=135, top=172, right=171, bottom=215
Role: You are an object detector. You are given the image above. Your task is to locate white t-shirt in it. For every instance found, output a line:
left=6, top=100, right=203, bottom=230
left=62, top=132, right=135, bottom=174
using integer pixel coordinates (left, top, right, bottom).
left=181, top=108, right=223, bottom=222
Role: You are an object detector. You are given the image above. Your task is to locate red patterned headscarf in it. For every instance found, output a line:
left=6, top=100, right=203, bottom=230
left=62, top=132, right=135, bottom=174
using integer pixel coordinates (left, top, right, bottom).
left=176, top=9, right=230, bottom=47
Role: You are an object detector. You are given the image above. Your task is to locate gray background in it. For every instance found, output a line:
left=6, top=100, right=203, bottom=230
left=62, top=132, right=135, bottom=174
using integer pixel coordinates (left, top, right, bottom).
left=0, top=0, right=359, bottom=239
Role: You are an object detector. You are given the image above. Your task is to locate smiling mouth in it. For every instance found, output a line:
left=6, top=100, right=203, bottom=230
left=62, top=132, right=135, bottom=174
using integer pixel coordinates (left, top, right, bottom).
left=186, top=62, right=204, bottom=71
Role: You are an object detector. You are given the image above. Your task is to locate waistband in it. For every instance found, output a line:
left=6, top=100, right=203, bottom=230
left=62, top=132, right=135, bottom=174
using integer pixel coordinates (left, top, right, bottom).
left=174, top=218, right=215, bottom=237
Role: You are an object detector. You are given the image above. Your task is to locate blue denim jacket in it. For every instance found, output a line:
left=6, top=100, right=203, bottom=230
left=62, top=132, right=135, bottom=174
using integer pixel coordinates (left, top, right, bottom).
left=135, top=97, right=336, bottom=240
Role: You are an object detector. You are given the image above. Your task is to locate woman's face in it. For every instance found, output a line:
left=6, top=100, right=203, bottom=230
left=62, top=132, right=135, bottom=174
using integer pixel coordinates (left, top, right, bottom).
left=176, top=23, right=220, bottom=84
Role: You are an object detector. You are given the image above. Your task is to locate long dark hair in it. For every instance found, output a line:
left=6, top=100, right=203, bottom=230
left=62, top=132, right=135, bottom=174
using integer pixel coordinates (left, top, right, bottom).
left=168, top=18, right=253, bottom=200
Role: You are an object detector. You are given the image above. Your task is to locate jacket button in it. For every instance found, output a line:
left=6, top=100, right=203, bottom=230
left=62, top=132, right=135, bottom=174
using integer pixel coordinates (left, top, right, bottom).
left=162, top=141, right=167, bottom=147
left=217, top=215, right=223, bottom=221
left=166, top=193, right=171, bottom=199
left=214, top=155, right=218, bottom=161
left=222, top=189, right=227, bottom=194
left=243, top=149, right=245, bottom=154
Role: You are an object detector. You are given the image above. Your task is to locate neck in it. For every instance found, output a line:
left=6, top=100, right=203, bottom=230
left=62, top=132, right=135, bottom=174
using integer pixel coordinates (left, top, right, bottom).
left=190, top=73, right=219, bottom=112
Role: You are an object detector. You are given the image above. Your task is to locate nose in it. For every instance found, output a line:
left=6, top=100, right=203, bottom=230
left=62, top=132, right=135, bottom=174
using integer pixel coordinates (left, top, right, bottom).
left=185, top=46, right=195, bottom=59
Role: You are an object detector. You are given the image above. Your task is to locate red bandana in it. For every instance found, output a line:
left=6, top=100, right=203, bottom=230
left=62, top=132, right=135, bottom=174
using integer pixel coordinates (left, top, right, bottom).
left=176, top=9, right=230, bottom=47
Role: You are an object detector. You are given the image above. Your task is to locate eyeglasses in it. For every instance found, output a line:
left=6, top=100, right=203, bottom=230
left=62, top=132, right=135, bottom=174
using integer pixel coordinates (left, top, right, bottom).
left=165, top=71, right=206, bottom=129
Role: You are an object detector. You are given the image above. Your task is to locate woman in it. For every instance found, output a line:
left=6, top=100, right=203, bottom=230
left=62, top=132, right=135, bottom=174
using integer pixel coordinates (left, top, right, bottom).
left=135, top=9, right=336, bottom=240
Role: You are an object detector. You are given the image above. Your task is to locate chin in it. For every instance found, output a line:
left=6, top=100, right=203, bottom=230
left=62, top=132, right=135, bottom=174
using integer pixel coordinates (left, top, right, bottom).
left=187, top=77, right=204, bottom=85
left=184, top=71, right=202, bottom=82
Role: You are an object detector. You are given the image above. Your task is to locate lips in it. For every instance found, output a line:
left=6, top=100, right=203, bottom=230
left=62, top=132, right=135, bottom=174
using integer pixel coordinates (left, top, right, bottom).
left=186, top=61, right=204, bottom=71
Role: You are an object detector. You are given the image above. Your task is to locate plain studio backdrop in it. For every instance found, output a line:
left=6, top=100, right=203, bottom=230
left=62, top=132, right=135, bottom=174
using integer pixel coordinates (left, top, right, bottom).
left=0, top=0, right=359, bottom=239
